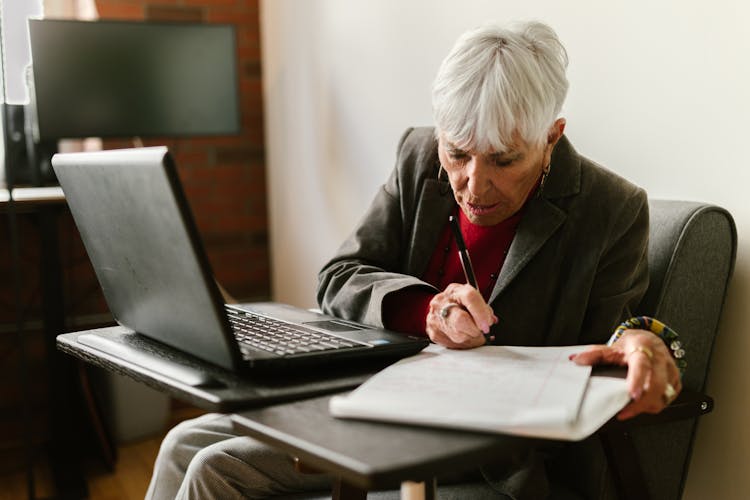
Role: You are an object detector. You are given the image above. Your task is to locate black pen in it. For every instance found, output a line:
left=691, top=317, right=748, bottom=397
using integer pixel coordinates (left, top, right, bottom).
left=449, top=215, right=477, bottom=288
left=449, top=215, right=494, bottom=344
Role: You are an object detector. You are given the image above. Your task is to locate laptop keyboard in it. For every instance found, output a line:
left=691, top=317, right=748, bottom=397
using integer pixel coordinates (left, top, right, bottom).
left=227, top=308, right=367, bottom=357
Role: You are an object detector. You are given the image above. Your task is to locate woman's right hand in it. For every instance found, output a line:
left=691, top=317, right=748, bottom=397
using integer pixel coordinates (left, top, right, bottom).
left=425, top=283, right=497, bottom=349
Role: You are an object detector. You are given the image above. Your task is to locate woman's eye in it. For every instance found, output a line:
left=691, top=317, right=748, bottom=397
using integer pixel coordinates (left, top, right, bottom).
left=494, top=158, right=513, bottom=167
left=448, top=151, right=469, bottom=162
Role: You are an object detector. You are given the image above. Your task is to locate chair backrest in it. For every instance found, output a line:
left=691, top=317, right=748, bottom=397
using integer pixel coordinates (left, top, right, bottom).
left=561, top=200, right=737, bottom=500
left=631, top=200, right=736, bottom=500
left=640, top=200, right=737, bottom=392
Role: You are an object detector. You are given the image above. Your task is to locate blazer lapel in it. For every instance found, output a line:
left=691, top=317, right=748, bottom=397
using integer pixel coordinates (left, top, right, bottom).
left=405, top=178, right=455, bottom=277
left=488, top=197, right=566, bottom=303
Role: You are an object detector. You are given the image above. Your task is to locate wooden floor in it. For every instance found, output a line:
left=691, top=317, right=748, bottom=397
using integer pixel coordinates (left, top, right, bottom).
left=0, top=399, right=206, bottom=500
left=88, top=433, right=163, bottom=500
left=0, top=433, right=164, bottom=500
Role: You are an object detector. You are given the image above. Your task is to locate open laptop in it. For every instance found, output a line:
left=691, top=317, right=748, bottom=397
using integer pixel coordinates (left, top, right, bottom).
left=52, top=147, right=428, bottom=405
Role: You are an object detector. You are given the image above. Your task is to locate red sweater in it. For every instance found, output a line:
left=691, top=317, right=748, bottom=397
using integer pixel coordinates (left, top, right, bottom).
left=382, top=208, right=522, bottom=335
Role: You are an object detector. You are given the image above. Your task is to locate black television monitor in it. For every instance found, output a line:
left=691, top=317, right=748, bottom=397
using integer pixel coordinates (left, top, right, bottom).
left=28, top=19, right=240, bottom=141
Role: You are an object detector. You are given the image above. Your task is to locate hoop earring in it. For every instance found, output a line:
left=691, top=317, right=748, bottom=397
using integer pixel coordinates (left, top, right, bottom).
left=538, top=163, right=551, bottom=197
left=437, top=162, right=450, bottom=181
left=437, top=163, right=453, bottom=195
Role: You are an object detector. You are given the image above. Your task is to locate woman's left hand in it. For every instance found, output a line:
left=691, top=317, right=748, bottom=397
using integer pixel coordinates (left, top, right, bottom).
left=570, top=329, right=682, bottom=420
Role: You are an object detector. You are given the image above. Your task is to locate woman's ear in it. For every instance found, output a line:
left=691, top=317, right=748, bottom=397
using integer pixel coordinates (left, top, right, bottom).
left=547, top=118, right=566, bottom=146
left=541, top=118, right=566, bottom=168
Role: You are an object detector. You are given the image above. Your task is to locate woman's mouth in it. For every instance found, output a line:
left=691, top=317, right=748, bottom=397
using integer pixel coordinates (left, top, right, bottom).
left=466, top=201, right=501, bottom=216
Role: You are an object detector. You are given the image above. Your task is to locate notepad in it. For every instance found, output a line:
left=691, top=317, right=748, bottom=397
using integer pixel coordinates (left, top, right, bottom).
left=330, top=344, right=631, bottom=441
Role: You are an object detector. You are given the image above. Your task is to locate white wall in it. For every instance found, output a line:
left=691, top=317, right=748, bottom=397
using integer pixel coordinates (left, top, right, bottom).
left=260, top=1, right=750, bottom=497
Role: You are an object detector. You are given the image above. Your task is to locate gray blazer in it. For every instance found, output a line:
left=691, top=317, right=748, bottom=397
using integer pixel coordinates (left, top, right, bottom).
left=318, top=127, right=649, bottom=347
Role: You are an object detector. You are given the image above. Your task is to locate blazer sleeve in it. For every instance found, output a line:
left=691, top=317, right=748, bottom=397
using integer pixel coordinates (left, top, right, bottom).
left=316, top=128, right=438, bottom=327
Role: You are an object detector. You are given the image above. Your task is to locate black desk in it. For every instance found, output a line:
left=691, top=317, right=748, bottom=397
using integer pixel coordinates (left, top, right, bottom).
left=1, top=186, right=90, bottom=498
left=230, top=394, right=536, bottom=500
left=229, top=389, right=712, bottom=500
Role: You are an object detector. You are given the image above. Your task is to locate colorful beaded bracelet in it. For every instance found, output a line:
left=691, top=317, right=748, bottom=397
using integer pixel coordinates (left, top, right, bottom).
left=607, top=316, right=687, bottom=376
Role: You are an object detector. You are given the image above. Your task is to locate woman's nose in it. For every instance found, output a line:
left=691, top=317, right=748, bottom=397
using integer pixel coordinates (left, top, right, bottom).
left=466, top=157, right=491, bottom=195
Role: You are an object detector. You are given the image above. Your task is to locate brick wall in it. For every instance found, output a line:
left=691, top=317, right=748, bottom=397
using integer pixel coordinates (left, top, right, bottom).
left=94, top=0, right=269, bottom=300
left=0, top=0, right=267, bottom=472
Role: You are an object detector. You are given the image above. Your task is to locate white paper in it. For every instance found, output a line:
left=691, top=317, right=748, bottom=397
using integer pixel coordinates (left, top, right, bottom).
left=330, top=344, right=630, bottom=441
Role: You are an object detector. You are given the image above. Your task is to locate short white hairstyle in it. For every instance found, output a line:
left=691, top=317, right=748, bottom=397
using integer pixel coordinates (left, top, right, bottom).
left=432, top=21, right=569, bottom=152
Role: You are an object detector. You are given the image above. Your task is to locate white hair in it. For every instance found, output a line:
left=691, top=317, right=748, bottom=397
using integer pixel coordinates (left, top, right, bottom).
left=432, top=21, right=569, bottom=152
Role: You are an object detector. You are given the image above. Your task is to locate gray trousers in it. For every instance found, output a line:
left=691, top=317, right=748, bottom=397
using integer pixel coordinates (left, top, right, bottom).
left=145, top=413, right=333, bottom=499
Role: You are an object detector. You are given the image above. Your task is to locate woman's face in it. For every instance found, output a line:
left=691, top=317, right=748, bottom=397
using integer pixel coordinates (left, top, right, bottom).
left=438, top=119, right=565, bottom=226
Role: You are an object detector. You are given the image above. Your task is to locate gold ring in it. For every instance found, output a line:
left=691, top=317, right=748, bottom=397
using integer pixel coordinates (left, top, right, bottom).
left=440, top=303, right=460, bottom=319
left=663, top=383, right=677, bottom=405
left=628, top=345, right=654, bottom=360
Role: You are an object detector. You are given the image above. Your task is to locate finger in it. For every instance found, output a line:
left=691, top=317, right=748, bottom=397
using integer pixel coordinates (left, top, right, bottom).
left=645, top=335, right=680, bottom=388
left=424, top=313, right=457, bottom=346
left=452, top=285, right=495, bottom=333
left=650, top=358, right=671, bottom=405
left=462, top=335, right=487, bottom=349
left=447, top=332, right=486, bottom=349
left=619, top=357, right=671, bottom=420
left=426, top=302, right=482, bottom=348
left=426, top=322, right=482, bottom=349
left=428, top=329, right=463, bottom=349
left=617, top=400, right=644, bottom=420
left=427, top=291, right=463, bottom=331
left=618, top=378, right=665, bottom=420
left=569, top=345, right=625, bottom=367
left=445, top=308, right=484, bottom=344
left=624, top=347, right=654, bottom=401
left=436, top=284, right=492, bottom=342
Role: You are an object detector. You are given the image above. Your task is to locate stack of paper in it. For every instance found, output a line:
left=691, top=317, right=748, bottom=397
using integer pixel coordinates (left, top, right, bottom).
left=330, top=344, right=630, bottom=441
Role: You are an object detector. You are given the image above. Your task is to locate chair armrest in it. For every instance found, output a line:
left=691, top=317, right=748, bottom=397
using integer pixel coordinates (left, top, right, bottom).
left=601, top=389, right=713, bottom=431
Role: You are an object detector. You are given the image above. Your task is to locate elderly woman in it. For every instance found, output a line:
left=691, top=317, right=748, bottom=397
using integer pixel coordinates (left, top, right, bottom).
left=147, top=21, right=682, bottom=499
left=319, top=21, right=679, bottom=419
